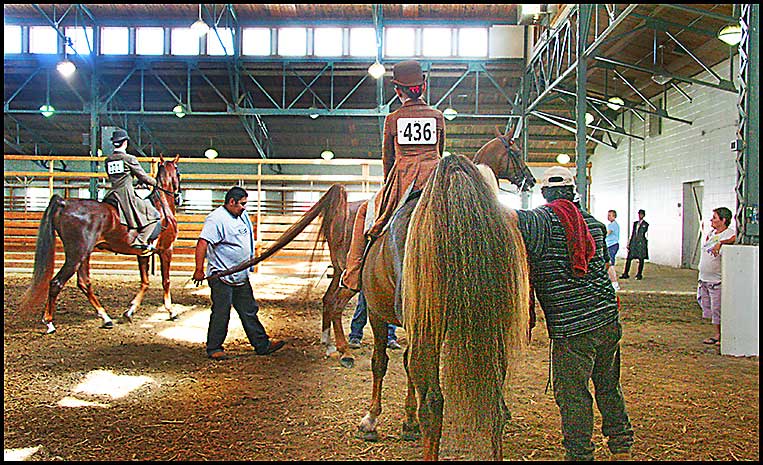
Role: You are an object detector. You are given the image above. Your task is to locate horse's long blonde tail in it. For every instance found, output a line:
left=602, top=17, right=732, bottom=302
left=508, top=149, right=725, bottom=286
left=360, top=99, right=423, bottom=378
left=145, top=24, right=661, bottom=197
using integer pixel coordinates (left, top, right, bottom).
left=403, top=155, right=529, bottom=459
left=21, top=195, right=64, bottom=311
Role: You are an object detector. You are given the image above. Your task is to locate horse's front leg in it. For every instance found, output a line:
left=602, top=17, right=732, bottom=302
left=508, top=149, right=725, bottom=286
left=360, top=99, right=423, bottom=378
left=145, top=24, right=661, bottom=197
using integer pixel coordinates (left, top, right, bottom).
left=159, top=249, right=176, bottom=320
left=358, top=314, right=390, bottom=442
left=77, top=256, right=114, bottom=329
left=123, top=255, right=150, bottom=322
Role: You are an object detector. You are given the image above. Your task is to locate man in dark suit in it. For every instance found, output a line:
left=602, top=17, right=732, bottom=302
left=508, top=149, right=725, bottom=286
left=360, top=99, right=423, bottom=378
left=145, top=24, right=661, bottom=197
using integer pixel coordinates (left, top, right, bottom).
left=620, top=209, right=649, bottom=280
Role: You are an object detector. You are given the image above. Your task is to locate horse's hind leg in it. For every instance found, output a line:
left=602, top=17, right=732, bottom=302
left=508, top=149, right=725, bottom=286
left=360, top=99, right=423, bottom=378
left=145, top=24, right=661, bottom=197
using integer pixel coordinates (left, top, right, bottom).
left=42, top=257, right=83, bottom=334
left=401, top=347, right=421, bottom=441
left=358, top=315, right=390, bottom=441
left=123, top=255, right=150, bottom=322
left=409, top=351, right=445, bottom=461
left=76, top=256, right=114, bottom=329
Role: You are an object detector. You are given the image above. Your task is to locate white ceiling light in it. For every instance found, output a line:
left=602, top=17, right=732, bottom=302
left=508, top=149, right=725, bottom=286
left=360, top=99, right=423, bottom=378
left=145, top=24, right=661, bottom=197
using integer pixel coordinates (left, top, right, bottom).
left=204, top=148, right=218, bottom=159
left=173, top=104, right=186, bottom=118
left=368, top=61, right=386, bottom=79
left=56, top=59, right=76, bottom=78
left=191, top=4, right=209, bottom=37
left=651, top=73, right=671, bottom=86
left=309, top=106, right=319, bottom=119
left=585, top=112, right=594, bottom=126
left=718, top=24, right=742, bottom=46
left=556, top=153, right=571, bottom=164
left=443, top=107, right=458, bottom=121
left=607, top=96, right=624, bottom=111
left=320, top=149, right=334, bottom=160
left=39, top=104, right=56, bottom=118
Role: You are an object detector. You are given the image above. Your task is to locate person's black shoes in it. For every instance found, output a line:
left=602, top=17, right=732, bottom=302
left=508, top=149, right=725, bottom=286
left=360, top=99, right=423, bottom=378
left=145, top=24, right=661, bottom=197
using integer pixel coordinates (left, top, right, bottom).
left=635, top=275, right=643, bottom=280
left=619, top=274, right=629, bottom=279
left=257, top=339, right=285, bottom=355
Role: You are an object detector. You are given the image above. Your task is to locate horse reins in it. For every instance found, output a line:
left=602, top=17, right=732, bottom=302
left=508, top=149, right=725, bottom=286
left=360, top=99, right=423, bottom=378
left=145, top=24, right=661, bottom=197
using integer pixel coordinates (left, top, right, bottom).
left=496, top=136, right=528, bottom=193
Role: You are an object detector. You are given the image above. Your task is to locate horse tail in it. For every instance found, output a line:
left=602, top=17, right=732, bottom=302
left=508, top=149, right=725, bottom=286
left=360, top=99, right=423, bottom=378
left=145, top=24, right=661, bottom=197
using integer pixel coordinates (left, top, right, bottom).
left=403, top=154, right=529, bottom=459
left=208, top=183, right=347, bottom=280
left=21, top=194, right=65, bottom=310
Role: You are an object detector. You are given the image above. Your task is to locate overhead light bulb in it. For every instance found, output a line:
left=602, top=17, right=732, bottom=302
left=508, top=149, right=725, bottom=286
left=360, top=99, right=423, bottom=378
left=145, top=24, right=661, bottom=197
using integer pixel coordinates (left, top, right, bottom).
left=191, top=5, right=209, bottom=36
left=443, top=107, right=458, bottom=121
left=607, top=96, right=624, bottom=111
left=320, top=149, right=334, bottom=160
left=173, top=104, right=186, bottom=118
left=651, top=72, right=671, bottom=86
left=39, top=104, right=56, bottom=117
left=368, top=61, right=386, bottom=79
left=585, top=112, right=594, bottom=125
left=204, top=148, right=218, bottom=159
left=309, top=107, right=319, bottom=119
left=718, top=24, right=742, bottom=46
left=56, top=59, right=76, bottom=78
left=556, top=153, right=571, bottom=164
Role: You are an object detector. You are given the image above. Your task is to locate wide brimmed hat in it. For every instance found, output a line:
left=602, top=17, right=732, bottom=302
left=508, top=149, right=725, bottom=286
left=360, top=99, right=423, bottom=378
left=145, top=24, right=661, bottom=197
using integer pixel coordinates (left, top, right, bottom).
left=391, top=60, right=425, bottom=87
left=541, top=166, right=576, bottom=188
left=110, top=129, right=129, bottom=143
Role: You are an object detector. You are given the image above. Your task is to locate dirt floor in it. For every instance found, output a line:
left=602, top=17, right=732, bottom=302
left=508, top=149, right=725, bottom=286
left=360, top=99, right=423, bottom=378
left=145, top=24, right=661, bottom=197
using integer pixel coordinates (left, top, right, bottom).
left=3, top=260, right=759, bottom=461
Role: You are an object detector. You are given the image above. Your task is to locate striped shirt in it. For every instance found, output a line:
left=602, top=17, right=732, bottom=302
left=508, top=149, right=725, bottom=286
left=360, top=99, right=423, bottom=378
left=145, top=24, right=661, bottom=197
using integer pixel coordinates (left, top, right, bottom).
left=517, top=205, right=619, bottom=339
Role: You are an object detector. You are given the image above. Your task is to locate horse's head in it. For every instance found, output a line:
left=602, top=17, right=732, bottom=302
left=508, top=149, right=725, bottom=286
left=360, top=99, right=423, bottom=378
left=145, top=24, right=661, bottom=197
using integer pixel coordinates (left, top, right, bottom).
left=473, top=125, right=536, bottom=192
left=157, top=154, right=182, bottom=206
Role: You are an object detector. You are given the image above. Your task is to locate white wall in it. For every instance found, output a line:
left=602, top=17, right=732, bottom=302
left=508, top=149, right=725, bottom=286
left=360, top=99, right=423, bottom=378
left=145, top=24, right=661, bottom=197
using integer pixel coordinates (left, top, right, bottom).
left=589, top=57, right=740, bottom=267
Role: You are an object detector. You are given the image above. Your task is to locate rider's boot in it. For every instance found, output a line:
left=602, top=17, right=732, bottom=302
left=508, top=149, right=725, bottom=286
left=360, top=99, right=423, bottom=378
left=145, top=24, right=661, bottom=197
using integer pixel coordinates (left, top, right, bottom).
left=131, top=222, right=157, bottom=252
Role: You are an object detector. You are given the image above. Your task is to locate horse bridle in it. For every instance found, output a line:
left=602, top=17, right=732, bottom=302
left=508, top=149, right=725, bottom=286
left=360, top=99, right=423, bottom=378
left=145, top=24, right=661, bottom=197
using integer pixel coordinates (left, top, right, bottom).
left=153, top=162, right=182, bottom=206
left=496, top=135, right=531, bottom=193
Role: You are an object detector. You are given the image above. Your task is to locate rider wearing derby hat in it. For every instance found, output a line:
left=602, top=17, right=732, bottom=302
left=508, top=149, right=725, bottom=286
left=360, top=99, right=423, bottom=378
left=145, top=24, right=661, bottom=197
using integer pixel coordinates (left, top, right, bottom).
left=341, top=60, right=446, bottom=291
left=103, top=128, right=161, bottom=250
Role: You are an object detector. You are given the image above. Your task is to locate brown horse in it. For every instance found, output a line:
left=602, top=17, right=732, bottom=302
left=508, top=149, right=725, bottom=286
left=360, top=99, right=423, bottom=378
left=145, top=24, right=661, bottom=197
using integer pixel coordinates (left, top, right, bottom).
left=20, top=155, right=182, bottom=334
left=397, top=154, right=530, bottom=460
left=206, top=126, right=534, bottom=369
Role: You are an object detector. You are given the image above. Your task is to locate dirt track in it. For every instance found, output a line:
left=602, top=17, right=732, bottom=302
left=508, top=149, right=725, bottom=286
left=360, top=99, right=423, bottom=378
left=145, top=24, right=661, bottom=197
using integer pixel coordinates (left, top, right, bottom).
left=3, top=262, right=759, bottom=461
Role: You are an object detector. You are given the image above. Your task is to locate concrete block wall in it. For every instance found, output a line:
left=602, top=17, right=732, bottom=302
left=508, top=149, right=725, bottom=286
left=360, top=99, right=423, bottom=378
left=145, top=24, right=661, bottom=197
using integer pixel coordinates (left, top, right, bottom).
left=589, top=56, right=740, bottom=267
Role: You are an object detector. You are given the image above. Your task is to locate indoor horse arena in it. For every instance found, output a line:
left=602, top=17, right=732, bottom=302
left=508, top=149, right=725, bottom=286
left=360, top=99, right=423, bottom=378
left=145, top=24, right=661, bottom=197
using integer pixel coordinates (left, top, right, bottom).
left=4, top=4, right=759, bottom=461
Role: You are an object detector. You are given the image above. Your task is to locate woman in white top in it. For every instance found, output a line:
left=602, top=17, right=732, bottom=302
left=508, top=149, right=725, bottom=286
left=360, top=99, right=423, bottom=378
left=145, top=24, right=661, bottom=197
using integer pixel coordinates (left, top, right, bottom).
left=697, top=207, right=736, bottom=346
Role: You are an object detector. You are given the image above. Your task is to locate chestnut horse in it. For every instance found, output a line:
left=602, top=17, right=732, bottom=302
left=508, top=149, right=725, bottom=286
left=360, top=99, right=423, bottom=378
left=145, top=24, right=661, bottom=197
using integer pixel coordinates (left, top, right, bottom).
left=21, top=155, right=181, bottom=334
left=206, top=126, right=534, bottom=369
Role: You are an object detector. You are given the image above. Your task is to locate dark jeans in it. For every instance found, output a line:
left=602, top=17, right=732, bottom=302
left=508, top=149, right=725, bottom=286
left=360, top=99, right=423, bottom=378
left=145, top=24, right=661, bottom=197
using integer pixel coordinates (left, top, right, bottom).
left=607, top=244, right=619, bottom=266
left=207, top=279, right=270, bottom=355
left=552, top=320, right=633, bottom=460
left=349, top=292, right=397, bottom=342
left=622, top=257, right=645, bottom=277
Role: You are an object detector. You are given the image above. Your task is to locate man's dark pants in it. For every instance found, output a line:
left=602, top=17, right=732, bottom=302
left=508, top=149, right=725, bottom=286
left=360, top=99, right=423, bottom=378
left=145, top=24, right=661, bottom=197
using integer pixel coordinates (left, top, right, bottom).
left=207, top=279, right=270, bottom=355
left=552, top=320, right=634, bottom=460
left=607, top=243, right=619, bottom=266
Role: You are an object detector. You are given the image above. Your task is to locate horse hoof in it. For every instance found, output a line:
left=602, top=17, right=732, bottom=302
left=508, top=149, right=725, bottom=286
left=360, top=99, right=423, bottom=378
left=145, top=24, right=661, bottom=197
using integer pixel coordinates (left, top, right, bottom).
left=44, top=328, right=56, bottom=335
left=340, top=357, right=355, bottom=369
left=168, top=313, right=179, bottom=321
left=122, top=313, right=133, bottom=323
left=356, top=430, right=378, bottom=442
left=101, top=321, right=114, bottom=329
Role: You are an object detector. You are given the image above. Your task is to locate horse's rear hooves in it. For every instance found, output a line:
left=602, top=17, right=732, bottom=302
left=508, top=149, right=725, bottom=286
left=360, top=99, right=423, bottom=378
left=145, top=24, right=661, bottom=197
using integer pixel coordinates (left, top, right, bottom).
left=340, top=357, right=355, bottom=369
left=101, top=321, right=114, bottom=329
left=121, top=314, right=133, bottom=323
left=168, top=313, right=179, bottom=321
left=357, top=430, right=378, bottom=442
left=44, top=328, right=56, bottom=335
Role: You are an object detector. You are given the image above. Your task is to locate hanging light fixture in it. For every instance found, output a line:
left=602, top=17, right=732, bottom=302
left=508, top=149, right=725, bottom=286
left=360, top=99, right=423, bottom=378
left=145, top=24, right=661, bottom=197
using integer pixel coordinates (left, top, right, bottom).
left=57, top=37, right=76, bottom=78
left=173, top=103, right=186, bottom=118
left=191, top=4, right=209, bottom=37
left=718, top=24, right=742, bottom=46
left=39, top=104, right=56, bottom=118
left=607, top=96, right=624, bottom=111
left=651, top=40, right=671, bottom=86
left=308, top=96, right=319, bottom=119
left=585, top=112, right=594, bottom=125
left=368, top=61, right=386, bottom=79
left=556, top=153, right=571, bottom=164
left=204, top=138, right=218, bottom=159
left=443, top=95, right=458, bottom=121
left=320, top=138, right=334, bottom=160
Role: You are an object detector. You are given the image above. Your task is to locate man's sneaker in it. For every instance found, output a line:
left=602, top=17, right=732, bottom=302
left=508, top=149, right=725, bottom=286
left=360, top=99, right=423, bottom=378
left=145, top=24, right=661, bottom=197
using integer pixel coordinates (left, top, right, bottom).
left=348, top=338, right=362, bottom=349
left=256, top=339, right=285, bottom=356
left=387, top=340, right=402, bottom=350
left=208, top=350, right=228, bottom=361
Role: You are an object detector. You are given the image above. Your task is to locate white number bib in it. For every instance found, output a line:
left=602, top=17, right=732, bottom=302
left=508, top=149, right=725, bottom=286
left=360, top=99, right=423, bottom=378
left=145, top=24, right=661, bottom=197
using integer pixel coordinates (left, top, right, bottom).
left=106, top=160, right=126, bottom=175
left=397, top=117, right=437, bottom=145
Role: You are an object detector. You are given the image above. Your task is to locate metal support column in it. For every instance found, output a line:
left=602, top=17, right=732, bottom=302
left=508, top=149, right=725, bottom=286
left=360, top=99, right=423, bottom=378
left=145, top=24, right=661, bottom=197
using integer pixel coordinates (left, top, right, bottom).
left=576, top=5, right=593, bottom=207
left=736, top=4, right=759, bottom=244
left=89, top=65, right=100, bottom=199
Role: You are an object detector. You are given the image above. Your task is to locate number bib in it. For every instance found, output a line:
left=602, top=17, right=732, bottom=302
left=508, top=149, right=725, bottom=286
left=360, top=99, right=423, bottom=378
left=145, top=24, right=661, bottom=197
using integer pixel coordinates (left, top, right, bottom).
left=397, top=117, right=437, bottom=145
left=106, top=160, right=126, bottom=175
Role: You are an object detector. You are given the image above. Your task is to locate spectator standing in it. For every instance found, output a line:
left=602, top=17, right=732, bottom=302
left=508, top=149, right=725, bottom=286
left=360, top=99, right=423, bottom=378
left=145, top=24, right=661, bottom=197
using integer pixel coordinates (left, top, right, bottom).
left=605, top=210, right=621, bottom=291
left=620, top=209, right=649, bottom=280
left=697, top=207, right=736, bottom=346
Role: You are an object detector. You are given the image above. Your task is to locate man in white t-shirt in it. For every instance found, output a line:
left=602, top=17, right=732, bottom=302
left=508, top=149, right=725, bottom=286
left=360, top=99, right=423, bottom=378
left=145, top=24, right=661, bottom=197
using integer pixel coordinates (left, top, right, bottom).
left=696, top=207, right=736, bottom=346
